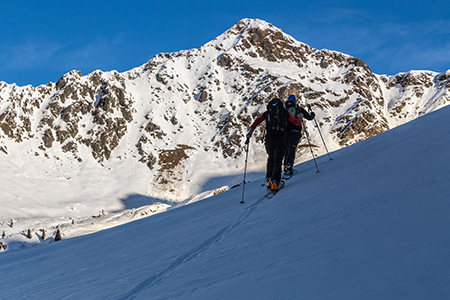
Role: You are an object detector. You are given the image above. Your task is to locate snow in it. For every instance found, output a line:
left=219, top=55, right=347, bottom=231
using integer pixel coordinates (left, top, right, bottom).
left=0, top=18, right=449, bottom=260
left=1, top=103, right=449, bottom=299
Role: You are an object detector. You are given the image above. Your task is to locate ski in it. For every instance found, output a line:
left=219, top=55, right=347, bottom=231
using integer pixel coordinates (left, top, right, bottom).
left=263, top=190, right=276, bottom=198
left=282, top=169, right=298, bottom=180
left=263, top=180, right=285, bottom=199
left=264, top=190, right=280, bottom=199
left=231, top=181, right=250, bottom=190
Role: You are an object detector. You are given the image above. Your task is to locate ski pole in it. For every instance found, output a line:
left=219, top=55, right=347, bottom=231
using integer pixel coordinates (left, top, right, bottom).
left=304, top=127, right=320, bottom=173
left=240, top=142, right=250, bottom=204
left=308, top=104, right=332, bottom=161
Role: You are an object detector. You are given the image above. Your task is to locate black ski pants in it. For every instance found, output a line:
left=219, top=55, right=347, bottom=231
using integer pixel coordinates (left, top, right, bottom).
left=284, top=129, right=301, bottom=169
left=265, top=133, right=287, bottom=182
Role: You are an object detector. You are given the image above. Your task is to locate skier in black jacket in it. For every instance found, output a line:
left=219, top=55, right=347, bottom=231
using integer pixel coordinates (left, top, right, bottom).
left=245, top=98, right=302, bottom=191
left=283, top=95, right=315, bottom=177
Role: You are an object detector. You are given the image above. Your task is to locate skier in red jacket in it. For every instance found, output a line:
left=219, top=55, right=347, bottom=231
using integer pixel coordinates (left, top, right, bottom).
left=245, top=98, right=302, bottom=191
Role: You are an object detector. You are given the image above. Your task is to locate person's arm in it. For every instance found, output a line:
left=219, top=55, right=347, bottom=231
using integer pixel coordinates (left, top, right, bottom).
left=301, top=106, right=315, bottom=120
left=287, top=111, right=302, bottom=126
left=245, top=113, right=266, bottom=144
left=250, top=114, right=265, bottom=130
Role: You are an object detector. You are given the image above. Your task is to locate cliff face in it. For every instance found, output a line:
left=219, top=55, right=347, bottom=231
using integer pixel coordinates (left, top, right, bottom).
left=1, top=18, right=449, bottom=202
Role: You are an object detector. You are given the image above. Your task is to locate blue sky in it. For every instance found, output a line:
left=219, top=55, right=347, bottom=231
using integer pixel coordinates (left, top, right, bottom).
left=1, top=0, right=449, bottom=86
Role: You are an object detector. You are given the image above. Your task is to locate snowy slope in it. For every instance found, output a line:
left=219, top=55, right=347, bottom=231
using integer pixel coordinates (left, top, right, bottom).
left=1, top=104, right=449, bottom=299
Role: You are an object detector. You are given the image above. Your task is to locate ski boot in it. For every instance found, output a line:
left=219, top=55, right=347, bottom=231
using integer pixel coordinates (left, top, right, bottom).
left=284, top=167, right=293, bottom=177
left=271, top=180, right=280, bottom=192
left=265, top=178, right=272, bottom=190
left=283, top=164, right=293, bottom=179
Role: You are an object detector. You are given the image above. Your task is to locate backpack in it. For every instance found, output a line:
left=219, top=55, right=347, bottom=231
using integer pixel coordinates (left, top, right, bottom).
left=285, top=97, right=304, bottom=131
left=266, top=98, right=287, bottom=135
left=284, top=98, right=299, bottom=117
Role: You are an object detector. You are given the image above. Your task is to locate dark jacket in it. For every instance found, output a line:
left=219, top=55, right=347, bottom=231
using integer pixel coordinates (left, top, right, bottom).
left=286, top=105, right=314, bottom=132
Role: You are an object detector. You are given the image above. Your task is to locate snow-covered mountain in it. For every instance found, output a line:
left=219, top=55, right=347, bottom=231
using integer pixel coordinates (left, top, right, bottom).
left=1, top=18, right=449, bottom=246
left=1, top=98, right=449, bottom=300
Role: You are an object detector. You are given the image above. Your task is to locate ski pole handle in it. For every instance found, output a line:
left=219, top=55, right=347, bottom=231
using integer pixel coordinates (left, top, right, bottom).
left=307, top=104, right=316, bottom=119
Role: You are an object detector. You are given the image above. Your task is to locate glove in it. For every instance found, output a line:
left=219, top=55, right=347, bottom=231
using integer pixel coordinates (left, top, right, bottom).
left=310, top=112, right=316, bottom=119
left=245, top=128, right=254, bottom=144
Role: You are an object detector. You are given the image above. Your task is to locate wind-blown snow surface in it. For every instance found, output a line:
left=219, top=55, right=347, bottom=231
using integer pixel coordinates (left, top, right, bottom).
left=1, top=106, right=449, bottom=299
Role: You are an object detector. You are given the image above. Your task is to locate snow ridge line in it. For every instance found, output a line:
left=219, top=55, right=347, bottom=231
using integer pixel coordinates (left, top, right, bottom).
left=216, top=20, right=250, bottom=63
left=118, top=194, right=269, bottom=300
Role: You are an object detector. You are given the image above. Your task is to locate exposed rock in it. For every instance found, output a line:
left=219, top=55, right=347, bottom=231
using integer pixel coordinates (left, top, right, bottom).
left=158, top=145, right=195, bottom=172
left=42, top=129, right=54, bottom=148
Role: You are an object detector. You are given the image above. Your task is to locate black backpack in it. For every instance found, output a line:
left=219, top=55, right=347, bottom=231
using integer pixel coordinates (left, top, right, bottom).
left=266, top=98, right=287, bottom=135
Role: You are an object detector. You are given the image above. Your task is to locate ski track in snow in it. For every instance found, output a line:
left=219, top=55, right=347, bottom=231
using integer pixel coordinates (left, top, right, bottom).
left=118, top=193, right=271, bottom=300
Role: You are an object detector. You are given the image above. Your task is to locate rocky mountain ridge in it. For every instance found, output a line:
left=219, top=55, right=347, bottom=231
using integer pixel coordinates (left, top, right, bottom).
left=1, top=18, right=449, bottom=203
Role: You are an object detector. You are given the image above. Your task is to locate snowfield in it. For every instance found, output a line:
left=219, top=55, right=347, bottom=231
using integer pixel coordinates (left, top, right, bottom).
left=0, top=100, right=449, bottom=299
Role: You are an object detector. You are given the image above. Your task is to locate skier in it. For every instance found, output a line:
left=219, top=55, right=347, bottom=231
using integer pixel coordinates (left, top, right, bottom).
left=282, top=95, right=315, bottom=178
left=245, top=97, right=302, bottom=192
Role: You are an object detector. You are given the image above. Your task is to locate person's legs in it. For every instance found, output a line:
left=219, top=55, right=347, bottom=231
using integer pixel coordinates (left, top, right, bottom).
left=284, top=131, right=301, bottom=173
left=271, top=135, right=287, bottom=183
left=265, top=137, right=275, bottom=182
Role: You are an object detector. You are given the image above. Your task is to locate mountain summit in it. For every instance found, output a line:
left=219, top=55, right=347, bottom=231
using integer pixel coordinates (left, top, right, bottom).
left=0, top=18, right=449, bottom=236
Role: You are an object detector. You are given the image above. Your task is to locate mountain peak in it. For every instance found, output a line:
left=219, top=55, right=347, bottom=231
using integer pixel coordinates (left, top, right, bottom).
left=234, top=18, right=279, bottom=31
left=211, top=18, right=305, bottom=63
